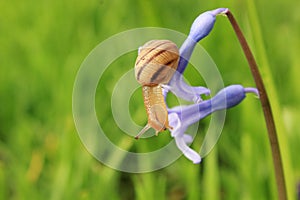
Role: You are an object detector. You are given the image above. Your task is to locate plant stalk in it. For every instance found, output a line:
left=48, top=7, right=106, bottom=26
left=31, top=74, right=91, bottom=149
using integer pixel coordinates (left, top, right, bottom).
left=224, top=10, right=287, bottom=200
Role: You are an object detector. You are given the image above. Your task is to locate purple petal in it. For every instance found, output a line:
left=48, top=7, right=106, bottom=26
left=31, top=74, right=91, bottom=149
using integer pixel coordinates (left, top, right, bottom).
left=244, top=87, right=259, bottom=97
left=176, top=8, right=228, bottom=74
left=175, top=136, right=201, bottom=164
left=168, top=113, right=182, bottom=137
left=169, top=85, right=252, bottom=127
left=190, top=8, right=228, bottom=42
left=210, top=8, right=229, bottom=16
left=167, top=85, right=258, bottom=163
left=176, top=37, right=197, bottom=74
left=183, top=134, right=193, bottom=144
left=169, top=113, right=200, bottom=163
left=167, top=73, right=210, bottom=103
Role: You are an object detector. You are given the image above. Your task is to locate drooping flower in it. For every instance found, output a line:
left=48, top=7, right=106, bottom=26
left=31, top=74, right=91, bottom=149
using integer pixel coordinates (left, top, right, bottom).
left=162, top=8, right=259, bottom=163
left=167, top=85, right=258, bottom=163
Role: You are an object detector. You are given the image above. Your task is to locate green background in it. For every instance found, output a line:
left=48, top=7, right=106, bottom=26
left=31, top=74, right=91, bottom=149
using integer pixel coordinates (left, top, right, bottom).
left=0, top=0, right=299, bottom=199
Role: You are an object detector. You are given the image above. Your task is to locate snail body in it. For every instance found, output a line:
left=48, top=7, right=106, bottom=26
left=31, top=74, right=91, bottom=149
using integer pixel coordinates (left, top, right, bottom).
left=134, top=40, right=179, bottom=139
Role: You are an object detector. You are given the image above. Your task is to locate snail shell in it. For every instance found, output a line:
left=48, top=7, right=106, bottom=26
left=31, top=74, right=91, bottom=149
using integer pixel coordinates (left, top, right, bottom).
left=134, top=40, right=180, bottom=139
left=135, top=40, right=180, bottom=86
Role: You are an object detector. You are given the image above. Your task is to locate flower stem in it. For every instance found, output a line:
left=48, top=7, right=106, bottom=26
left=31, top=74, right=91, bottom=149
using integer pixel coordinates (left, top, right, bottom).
left=224, top=10, right=287, bottom=200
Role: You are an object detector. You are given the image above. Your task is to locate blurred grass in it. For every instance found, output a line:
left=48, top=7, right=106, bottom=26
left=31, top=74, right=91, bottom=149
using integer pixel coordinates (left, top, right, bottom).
left=0, top=0, right=299, bottom=199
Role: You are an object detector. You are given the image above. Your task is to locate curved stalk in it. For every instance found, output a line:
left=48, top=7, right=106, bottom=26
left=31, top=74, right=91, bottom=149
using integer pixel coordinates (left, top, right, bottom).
left=224, top=10, right=287, bottom=200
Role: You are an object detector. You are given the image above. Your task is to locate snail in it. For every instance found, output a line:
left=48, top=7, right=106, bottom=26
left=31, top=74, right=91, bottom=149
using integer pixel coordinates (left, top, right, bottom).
left=134, top=40, right=180, bottom=139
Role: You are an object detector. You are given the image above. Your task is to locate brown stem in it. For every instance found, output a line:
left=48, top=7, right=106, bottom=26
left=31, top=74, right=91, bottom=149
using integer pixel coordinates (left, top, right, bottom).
left=224, top=10, right=287, bottom=200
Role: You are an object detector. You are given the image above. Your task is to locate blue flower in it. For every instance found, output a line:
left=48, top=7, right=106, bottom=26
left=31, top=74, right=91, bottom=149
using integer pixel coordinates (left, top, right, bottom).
left=162, top=8, right=259, bottom=163
left=167, top=85, right=258, bottom=163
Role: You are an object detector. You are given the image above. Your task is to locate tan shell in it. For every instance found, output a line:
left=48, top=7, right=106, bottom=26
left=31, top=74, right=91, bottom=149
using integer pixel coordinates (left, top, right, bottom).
left=134, top=40, right=179, bottom=86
